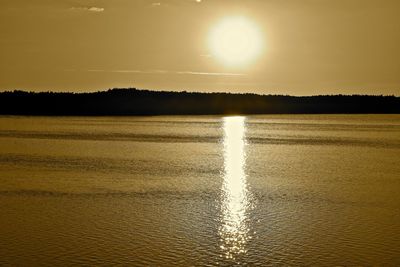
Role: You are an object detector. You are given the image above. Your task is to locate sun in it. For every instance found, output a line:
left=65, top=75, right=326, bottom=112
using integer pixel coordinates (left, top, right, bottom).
left=209, top=16, right=263, bottom=67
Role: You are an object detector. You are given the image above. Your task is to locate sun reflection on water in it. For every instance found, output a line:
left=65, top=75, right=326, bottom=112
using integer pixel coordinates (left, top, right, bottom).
left=220, top=116, right=251, bottom=260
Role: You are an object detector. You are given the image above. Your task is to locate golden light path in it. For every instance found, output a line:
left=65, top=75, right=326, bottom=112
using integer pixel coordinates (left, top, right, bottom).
left=220, top=116, right=251, bottom=260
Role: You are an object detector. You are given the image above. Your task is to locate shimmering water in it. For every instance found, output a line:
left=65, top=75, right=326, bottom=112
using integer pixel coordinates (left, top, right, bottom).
left=0, top=115, right=399, bottom=266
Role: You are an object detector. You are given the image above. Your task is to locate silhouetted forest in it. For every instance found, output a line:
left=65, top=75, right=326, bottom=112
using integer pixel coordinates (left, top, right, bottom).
left=0, top=88, right=398, bottom=115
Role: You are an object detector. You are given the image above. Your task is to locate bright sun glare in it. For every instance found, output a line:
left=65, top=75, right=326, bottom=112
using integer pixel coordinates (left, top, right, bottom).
left=209, top=17, right=263, bottom=67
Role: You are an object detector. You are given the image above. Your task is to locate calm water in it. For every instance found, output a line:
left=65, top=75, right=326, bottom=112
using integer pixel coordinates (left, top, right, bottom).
left=0, top=115, right=399, bottom=266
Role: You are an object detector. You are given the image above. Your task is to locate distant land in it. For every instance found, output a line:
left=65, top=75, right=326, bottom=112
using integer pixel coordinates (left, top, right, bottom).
left=0, top=89, right=399, bottom=115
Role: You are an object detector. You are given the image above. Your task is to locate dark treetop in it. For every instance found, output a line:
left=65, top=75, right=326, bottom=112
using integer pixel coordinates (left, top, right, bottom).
left=0, top=88, right=399, bottom=115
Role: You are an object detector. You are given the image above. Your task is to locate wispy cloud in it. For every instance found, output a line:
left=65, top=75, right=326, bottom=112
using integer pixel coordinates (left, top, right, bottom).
left=74, top=69, right=245, bottom=77
left=88, top=7, right=104, bottom=12
left=70, top=6, right=105, bottom=12
left=174, top=71, right=243, bottom=76
left=150, top=0, right=202, bottom=7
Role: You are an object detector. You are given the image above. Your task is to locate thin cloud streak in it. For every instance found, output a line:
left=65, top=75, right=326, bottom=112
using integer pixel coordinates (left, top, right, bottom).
left=151, top=0, right=202, bottom=7
left=70, top=7, right=105, bottom=12
left=83, top=69, right=246, bottom=76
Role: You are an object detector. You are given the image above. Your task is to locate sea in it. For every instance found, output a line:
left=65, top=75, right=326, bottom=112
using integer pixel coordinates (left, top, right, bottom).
left=0, top=115, right=399, bottom=266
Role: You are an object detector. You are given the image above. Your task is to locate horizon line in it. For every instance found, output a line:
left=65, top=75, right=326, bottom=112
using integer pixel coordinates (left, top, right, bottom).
left=2, top=88, right=399, bottom=98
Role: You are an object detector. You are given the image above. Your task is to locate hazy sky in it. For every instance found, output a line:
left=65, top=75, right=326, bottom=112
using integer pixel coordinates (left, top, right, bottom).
left=1, top=0, right=399, bottom=95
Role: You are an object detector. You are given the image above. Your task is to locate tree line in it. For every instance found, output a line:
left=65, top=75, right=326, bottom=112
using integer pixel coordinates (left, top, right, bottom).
left=0, top=88, right=398, bottom=115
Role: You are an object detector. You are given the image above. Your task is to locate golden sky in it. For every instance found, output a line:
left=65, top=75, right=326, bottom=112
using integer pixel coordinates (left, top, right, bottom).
left=0, top=0, right=399, bottom=95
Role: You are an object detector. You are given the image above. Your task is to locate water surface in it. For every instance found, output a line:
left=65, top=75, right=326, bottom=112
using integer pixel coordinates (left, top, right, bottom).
left=0, top=115, right=399, bottom=266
